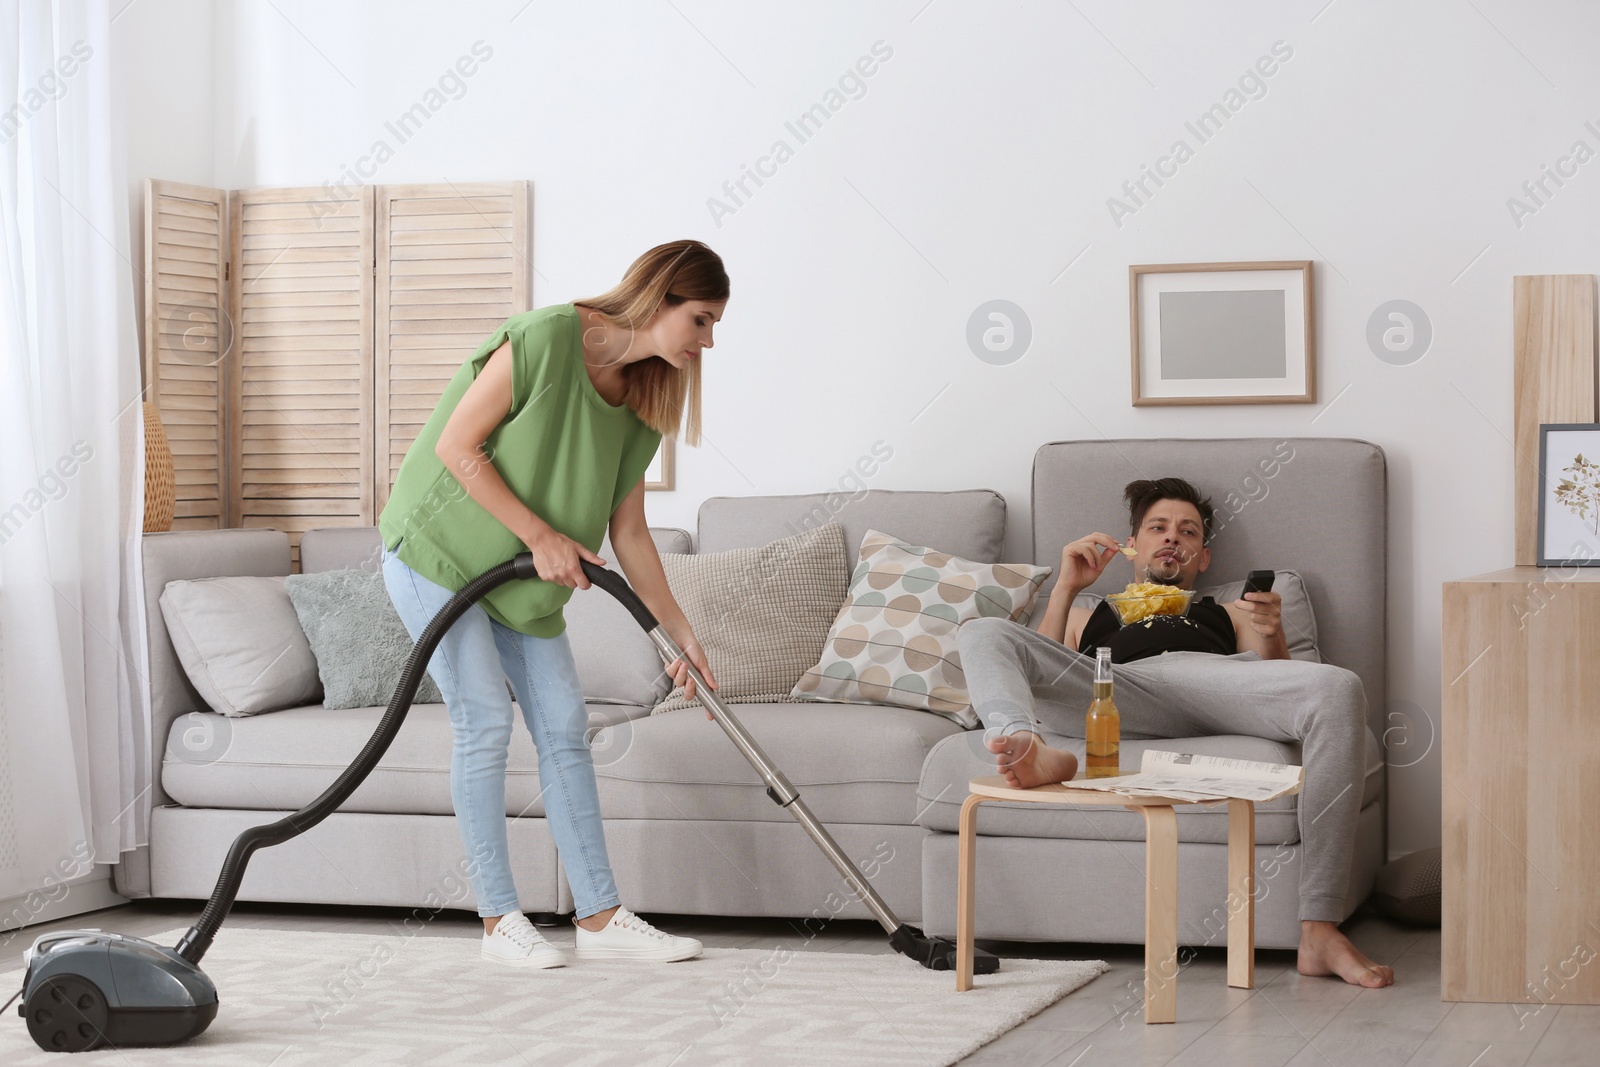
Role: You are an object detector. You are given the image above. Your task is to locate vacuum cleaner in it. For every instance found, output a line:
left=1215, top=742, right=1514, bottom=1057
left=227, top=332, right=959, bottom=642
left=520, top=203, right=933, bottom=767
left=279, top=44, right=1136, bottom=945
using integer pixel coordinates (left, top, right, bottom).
left=13, top=552, right=998, bottom=1052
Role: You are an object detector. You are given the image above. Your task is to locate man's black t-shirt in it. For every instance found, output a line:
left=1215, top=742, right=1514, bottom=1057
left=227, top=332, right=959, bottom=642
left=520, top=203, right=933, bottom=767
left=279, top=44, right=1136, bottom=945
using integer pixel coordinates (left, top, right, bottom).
left=1076, top=595, right=1237, bottom=663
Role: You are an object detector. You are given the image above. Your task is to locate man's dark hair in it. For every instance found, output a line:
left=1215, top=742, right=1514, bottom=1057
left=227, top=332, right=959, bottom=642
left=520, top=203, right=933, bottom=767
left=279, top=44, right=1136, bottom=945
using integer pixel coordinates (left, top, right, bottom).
left=1123, top=477, right=1215, bottom=544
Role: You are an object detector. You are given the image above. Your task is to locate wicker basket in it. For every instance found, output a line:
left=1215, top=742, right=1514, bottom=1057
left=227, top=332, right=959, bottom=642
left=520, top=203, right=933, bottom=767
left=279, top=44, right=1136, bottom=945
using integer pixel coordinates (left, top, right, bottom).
left=143, top=401, right=176, bottom=533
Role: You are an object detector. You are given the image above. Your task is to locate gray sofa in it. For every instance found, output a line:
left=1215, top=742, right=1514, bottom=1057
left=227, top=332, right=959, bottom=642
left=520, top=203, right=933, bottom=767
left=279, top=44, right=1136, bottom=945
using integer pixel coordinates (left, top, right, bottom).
left=113, top=437, right=1387, bottom=951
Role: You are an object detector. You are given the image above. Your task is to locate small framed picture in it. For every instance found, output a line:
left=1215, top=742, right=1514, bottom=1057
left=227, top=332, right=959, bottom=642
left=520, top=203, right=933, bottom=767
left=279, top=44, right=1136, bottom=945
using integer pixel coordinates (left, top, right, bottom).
left=1130, top=261, right=1315, bottom=406
left=1537, top=423, right=1600, bottom=567
left=645, top=437, right=674, bottom=491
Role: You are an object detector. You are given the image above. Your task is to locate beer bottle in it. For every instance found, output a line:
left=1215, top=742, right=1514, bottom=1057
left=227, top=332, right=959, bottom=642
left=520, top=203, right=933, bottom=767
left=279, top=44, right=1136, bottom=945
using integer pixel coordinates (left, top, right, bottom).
left=1086, top=646, right=1120, bottom=778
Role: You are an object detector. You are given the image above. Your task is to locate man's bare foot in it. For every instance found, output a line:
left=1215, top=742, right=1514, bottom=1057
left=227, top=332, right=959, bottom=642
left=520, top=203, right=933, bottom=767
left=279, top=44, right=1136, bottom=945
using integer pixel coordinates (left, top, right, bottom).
left=985, top=731, right=1078, bottom=788
left=1297, top=920, right=1395, bottom=987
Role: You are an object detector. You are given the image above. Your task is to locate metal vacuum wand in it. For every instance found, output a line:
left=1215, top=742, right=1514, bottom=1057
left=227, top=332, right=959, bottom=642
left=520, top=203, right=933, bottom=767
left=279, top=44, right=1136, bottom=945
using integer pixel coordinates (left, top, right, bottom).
left=648, top=628, right=902, bottom=932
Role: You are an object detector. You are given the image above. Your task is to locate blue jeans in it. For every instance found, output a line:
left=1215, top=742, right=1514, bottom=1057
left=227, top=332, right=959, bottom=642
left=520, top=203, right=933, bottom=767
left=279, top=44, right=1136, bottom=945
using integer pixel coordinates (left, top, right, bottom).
left=381, top=544, right=621, bottom=920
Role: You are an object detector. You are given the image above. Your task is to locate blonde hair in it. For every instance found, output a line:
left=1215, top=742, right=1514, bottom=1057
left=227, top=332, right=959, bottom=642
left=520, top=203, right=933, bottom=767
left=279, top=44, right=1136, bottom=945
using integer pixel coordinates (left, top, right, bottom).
left=573, top=240, right=729, bottom=446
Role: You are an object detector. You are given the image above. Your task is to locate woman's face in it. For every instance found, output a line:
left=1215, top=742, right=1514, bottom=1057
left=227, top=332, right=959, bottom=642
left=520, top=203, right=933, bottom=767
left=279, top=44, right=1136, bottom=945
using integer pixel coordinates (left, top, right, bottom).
left=653, top=300, right=725, bottom=370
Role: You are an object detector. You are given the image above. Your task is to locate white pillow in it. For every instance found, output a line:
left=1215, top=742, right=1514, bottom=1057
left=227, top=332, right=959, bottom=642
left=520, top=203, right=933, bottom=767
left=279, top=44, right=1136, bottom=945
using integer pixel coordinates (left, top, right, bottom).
left=159, top=576, right=322, bottom=717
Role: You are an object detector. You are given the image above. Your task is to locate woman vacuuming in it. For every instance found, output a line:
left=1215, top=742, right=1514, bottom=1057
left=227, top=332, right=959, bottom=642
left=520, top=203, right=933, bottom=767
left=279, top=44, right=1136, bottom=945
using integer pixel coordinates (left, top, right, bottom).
left=378, top=240, right=727, bottom=967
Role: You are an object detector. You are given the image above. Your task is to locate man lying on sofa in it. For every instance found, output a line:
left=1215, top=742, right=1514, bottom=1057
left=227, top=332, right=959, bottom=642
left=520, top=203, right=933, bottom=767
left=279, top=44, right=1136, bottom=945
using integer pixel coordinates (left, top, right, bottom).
left=956, top=476, right=1394, bottom=989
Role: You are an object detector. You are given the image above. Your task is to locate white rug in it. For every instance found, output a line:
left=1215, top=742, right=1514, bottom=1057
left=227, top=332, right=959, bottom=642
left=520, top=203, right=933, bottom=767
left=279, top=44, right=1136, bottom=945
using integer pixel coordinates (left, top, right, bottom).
left=1, top=927, right=1107, bottom=1066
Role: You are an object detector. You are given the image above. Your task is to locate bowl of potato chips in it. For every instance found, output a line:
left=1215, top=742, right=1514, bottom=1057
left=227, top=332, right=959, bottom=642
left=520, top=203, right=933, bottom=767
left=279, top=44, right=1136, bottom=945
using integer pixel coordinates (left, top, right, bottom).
left=1103, top=582, right=1195, bottom=625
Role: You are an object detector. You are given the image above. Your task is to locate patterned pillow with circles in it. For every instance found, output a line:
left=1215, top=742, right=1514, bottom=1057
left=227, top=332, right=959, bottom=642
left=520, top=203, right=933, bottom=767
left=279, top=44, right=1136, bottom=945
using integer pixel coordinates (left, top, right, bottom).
left=791, top=529, right=1052, bottom=726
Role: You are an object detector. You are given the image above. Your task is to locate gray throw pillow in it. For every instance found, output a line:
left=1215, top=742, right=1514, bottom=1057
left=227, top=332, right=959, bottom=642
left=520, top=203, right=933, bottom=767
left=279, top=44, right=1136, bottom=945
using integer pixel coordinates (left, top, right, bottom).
left=284, top=569, right=445, bottom=710
left=653, top=522, right=849, bottom=714
left=159, top=576, right=322, bottom=717
left=1196, top=569, right=1322, bottom=662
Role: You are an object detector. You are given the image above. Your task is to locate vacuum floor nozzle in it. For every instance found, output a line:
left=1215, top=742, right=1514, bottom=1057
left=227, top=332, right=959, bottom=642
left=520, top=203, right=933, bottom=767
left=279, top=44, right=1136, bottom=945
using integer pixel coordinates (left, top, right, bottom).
left=889, top=924, right=1000, bottom=974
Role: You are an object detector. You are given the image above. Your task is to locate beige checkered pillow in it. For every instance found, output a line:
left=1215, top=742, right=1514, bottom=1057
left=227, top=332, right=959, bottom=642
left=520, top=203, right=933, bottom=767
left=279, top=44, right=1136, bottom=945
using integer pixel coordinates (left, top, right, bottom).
left=652, top=522, right=849, bottom=714
left=791, top=529, right=1052, bottom=726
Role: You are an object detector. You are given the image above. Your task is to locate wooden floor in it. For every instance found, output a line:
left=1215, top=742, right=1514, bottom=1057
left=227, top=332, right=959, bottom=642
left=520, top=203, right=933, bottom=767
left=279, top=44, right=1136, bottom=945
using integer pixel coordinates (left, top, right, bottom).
left=4, top=901, right=1592, bottom=1065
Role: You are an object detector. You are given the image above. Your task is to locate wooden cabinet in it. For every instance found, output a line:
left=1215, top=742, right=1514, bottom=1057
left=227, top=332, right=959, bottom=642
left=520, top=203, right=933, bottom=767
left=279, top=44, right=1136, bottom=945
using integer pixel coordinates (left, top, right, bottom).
left=1442, top=567, right=1600, bottom=1004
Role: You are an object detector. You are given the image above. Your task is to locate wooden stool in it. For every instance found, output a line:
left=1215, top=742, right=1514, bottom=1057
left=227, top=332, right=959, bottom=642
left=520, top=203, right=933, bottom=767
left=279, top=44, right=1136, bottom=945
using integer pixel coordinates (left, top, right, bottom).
left=955, top=775, right=1258, bottom=1024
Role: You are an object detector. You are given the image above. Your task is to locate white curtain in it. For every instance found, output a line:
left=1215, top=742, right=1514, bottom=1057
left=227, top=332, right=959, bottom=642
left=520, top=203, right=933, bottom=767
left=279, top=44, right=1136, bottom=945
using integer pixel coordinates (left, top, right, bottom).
left=0, top=0, right=149, bottom=907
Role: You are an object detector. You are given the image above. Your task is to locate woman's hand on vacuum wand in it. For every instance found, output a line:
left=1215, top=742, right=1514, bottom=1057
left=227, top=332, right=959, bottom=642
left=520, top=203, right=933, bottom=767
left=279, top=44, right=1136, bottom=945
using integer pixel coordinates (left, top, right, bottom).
left=523, top=523, right=606, bottom=590
left=665, top=631, right=718, bottom=720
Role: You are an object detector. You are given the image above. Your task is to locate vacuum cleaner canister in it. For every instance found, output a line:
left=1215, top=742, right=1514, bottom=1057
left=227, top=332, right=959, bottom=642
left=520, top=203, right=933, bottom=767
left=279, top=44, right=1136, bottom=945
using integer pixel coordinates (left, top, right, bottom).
left=19, top=929, right=219, bottom=1051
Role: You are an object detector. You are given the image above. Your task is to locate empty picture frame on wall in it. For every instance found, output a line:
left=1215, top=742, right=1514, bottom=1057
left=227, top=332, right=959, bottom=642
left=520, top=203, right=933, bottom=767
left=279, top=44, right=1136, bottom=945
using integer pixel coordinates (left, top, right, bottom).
left=1537, top=423, right=1600, bottom=567
left=1130, top=261, right=1315, bottom=406
left=645, top=437, right=674, bottom=491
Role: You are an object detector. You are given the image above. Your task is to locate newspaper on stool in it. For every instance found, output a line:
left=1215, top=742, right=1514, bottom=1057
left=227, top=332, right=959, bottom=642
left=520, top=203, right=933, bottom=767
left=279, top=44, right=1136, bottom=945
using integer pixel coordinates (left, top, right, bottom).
left=1063, top=750, right=1304, bottom=803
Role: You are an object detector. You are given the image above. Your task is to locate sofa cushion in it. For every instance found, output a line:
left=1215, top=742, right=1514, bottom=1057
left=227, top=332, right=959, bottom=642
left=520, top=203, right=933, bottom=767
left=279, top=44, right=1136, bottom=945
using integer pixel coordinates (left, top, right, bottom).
left=158, top=576, right=322, bottom=717
left=285, top=568, right=445, bottom=709
left=160, top=701, right=655, bottom=816
left=298, top=525, right=386, bottom=575
left=563, top=581, right=669, bottom=706
left=141, top=529, right=294, bottom=813
left=571, top=528, right=695, bottom=705
left=793, top=529, right=1051, bottom=727
left=914, top=726, right=1384, bottom=846
left=593, top=702, right=964, bottom=825
left=695, top=488, right=1007, bottom=565
left=654, top=523, right=849, bottom=713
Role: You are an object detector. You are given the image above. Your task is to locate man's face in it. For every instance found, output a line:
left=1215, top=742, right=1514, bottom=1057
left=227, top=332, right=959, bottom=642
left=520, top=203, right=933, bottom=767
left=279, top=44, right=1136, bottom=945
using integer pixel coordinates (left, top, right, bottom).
left=1130, top=499, right=1210, bottom=589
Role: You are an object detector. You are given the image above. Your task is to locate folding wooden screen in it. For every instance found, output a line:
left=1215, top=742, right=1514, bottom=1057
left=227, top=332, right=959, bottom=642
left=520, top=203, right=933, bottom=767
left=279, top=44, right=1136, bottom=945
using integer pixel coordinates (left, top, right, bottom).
left=143, top=179, right=531, bottom=558
left=143, top=180, right=230, bottom=531
left=228, top=185, right=375, bottom=550
left=375, top=183, right=531, bottom=513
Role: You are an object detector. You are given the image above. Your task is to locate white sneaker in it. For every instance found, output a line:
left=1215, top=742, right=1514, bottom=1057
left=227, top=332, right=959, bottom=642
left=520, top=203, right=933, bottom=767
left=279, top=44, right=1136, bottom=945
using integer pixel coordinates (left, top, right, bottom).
left=574, top=906, right=703, bottom=962
left=480, top=911, right=566, bottom=968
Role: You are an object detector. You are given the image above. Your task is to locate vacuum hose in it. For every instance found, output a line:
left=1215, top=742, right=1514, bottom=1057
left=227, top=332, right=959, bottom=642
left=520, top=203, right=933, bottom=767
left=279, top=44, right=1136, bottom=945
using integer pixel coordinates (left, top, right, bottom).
left=174, top=553, right=597, bottom=964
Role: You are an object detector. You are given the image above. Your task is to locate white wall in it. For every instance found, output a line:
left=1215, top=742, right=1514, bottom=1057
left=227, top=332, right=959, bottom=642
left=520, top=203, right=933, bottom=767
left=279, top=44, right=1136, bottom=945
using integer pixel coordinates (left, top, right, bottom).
left=112, top=0, right=1600, bottom=860
left=110, top=0, right=214, bottom=354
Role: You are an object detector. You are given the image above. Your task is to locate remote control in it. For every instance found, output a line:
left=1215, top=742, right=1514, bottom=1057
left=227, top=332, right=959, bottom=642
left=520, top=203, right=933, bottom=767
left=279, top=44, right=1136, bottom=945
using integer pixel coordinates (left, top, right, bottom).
left=1242, top=570, right=1276, bottom=596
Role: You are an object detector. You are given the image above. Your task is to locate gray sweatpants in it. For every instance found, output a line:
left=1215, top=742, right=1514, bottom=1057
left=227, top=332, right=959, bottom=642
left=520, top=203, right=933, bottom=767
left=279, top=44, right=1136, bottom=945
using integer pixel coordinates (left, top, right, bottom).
left=956, top=616, right=1368, bottom=923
